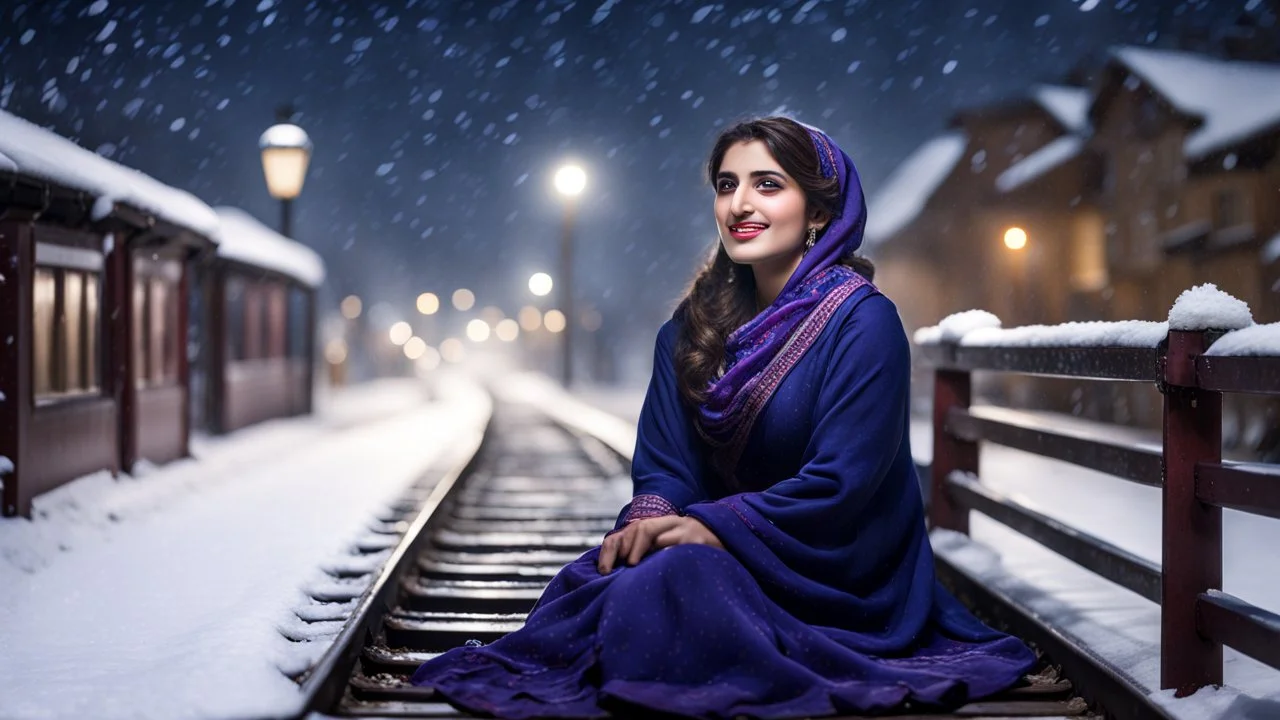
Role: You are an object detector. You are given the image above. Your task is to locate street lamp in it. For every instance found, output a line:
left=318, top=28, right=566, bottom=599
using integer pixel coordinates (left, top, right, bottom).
left=259, top=109, right=312, bottom=239
left=1004, top=227, right=1028, bottom=251
left=553, top=163, right=586, bottom=387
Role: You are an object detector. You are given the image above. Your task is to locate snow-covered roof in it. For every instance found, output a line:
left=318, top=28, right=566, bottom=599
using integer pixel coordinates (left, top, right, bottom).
left=864, top=132, right=967, bottom=246
left=0, top=110, right=219, bottom=237
left=1031, top=85, right=1090, bottom=135
left=213, top=207, right=325, bottom=288
left=1108, top=46, right=1280, bottom=159
left=995, top=136, right=1084, bottom=193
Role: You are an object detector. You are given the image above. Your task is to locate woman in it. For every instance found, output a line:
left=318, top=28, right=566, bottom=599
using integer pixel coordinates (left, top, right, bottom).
left=411, top=116, right=1036, bottom=718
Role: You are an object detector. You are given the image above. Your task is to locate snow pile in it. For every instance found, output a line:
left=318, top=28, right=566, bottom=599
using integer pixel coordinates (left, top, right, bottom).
left=0, top=110, right=219, bottom=237
left=214, top=207, right=326, bottom=288
left=1030, top=84, right=1091, bottom=134
left=1206, top=323, right=1280, bottom=357
left=1111, top=46, right=1280, bottom=159
left=912, top=309, right=1001, bottom=345
left=1168, top=284, right=1253, bottom=332
left=961, top=320, right=1169, bottom=348
left=0, top=375, right=490, bottom=719
left=864, top=132, right=967, bottom=246
left=995, top=136, right=1084, bottom=193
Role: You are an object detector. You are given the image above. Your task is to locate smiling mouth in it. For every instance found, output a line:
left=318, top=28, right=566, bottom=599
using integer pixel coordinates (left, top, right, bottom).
left=728, top=223, right=767, bottom=239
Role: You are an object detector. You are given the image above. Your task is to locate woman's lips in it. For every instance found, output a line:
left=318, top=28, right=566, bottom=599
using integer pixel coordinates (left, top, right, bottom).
left=728, top=223, right=767, bottom=240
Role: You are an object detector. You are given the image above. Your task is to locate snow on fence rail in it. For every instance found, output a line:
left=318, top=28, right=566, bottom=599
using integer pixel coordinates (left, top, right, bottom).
left=916, top=284, right=1280, bottom=706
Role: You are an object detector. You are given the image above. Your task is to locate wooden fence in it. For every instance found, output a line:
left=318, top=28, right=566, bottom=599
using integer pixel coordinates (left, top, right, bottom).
left=920, top=329, right=1280, bottom=698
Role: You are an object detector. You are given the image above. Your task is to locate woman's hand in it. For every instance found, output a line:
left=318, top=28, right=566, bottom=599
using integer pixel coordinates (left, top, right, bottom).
left=597, top=515, right=724, bottom=574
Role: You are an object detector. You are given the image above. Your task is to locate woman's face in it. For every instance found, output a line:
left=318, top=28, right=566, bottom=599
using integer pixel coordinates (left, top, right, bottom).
left=713, top=139, right=811, bottom=270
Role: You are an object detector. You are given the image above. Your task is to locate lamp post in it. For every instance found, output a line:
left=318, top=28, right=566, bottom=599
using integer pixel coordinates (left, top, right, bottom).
left=552, top=164, right=586, bottom=387
left=259, top=108, right=312, bottom=238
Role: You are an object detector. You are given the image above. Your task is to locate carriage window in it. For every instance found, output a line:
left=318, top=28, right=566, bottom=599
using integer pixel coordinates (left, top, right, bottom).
left=63, top=271, right=84, bottom=391
left=288, top=287, right=309, bottom=358
left=134, top=264, right=182, bottom=388
left=225, top=276, right=246, bottom=361
left=34, top=266, right=102, bottom=401
left=134, top=280, right=150, bottom=386
left=33, top=269, right=56, bottom=397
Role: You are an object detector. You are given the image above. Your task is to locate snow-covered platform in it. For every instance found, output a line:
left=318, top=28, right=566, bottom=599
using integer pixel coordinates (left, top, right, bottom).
left=0, top=375, right=490, bottom=720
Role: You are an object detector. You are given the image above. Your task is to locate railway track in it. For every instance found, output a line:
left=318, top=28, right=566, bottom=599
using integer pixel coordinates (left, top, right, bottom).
left=297, top=399, right=1095, bottom=719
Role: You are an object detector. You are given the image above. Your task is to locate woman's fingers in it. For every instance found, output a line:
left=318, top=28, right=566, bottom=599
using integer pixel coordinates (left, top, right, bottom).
left=598, top=532, right=623, bottom=574
left=626, top=528, right=654, bottom=566
left=653, top=527, right=683, bottom=548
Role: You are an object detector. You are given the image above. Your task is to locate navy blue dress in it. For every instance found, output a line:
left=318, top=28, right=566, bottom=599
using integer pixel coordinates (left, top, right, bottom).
left=412, top=285, right=1036, bottom=718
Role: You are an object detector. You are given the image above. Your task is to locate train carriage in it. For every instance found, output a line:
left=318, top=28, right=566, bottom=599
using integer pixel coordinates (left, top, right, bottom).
left=0, top=110, right=219, bottom=517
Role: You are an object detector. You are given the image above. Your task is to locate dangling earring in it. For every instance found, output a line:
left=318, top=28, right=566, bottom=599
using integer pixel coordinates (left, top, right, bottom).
left=805, top=226, right=817, bottom=249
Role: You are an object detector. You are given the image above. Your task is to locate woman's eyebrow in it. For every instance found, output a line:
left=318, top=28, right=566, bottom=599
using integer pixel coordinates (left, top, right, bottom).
left=716, top=170, right=785, bottom=180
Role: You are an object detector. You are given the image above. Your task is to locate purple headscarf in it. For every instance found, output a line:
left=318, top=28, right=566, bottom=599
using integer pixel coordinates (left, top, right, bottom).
left=694, top=124, right=873, bottom=481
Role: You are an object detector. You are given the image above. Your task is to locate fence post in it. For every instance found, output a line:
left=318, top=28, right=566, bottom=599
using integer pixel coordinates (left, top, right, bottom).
left=1161, top=329, right=1223, bottom=695
left=931, top=363, right=975, bottom=534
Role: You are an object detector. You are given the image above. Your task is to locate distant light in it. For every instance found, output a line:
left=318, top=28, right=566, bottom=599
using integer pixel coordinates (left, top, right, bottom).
left=581, top=308, right=603, bottom=332
left=416, top=292, right=440, bottom=315
left=324, top=339, right=348, bottom=364
left=553, top=164, right=587, bottom=197
left=518, top=305, right=542, bottom=331
left=544, top=309, right=566, bottom=333
left=416, top=346, right=442, bottom=374
left=495, top=318, right=519, bottom=342
left=340, top=295, right=363, bottom=319
left=389, top=321, right=413, bottom=345
left=1004, top=227, right=1028, bottom=251
left=528, top=272, right=554, bottom=297
left=466, top=318, right=491, bottom=342
left=440, top=338, right=465, bottom=363
left=480, top=305, right=505, bottom=325
left=403, top=336, right=427, bottom=360
left=452, top=288, right=476, bottom=311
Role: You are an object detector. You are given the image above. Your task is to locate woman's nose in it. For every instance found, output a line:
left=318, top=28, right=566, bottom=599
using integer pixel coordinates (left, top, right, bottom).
left=730, top=189, right=752, bottom=217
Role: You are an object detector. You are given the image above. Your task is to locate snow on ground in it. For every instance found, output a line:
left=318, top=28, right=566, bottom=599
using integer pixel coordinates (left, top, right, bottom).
left=213, top=207, right=326, bottom=288
left=577, top=388, right=1280, bottom=720
left=0, top=374, right=490, bottom=720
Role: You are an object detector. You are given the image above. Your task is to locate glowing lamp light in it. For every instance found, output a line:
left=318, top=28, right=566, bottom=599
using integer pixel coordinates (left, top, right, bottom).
left=416, top=292, right=440, bottom=315
left=440, top=338, right=465, bottom=363
left=389, top=321, right=413, bottom=346
left=1004, top=227, right=1028, bottom=251
left=518, top=305, right=543, bottom=331
left=324, top=339, right=348, bottom=365
left=495, top=318, right=520, bottom=342
left=544, top=309, right=567, bottom=333
left=553, top=164, right=587, bottom=197
left=452, top=288, right=476, bottom=311
left=340, top=295, right=362, bottom=320
left=403, top=336, right=427, bottom=360
left=466, top=318, right=491, bottom=342
left=259, top=123, right=312, bottom=200
left=529, top=272, right=554, bottom=297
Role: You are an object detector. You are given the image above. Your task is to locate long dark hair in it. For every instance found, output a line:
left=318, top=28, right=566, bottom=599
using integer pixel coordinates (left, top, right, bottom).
left=674, top=116, right=874, bottom=409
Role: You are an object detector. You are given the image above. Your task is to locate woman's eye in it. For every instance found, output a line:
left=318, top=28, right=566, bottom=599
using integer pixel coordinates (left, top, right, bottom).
left=716, top=181, right=735, bottom=192
left=758, top=180, right=780, bottom=190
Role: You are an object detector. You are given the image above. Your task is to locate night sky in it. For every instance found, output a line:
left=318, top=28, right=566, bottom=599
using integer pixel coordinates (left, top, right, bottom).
left=0, top=0, right=1253, bottom=376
